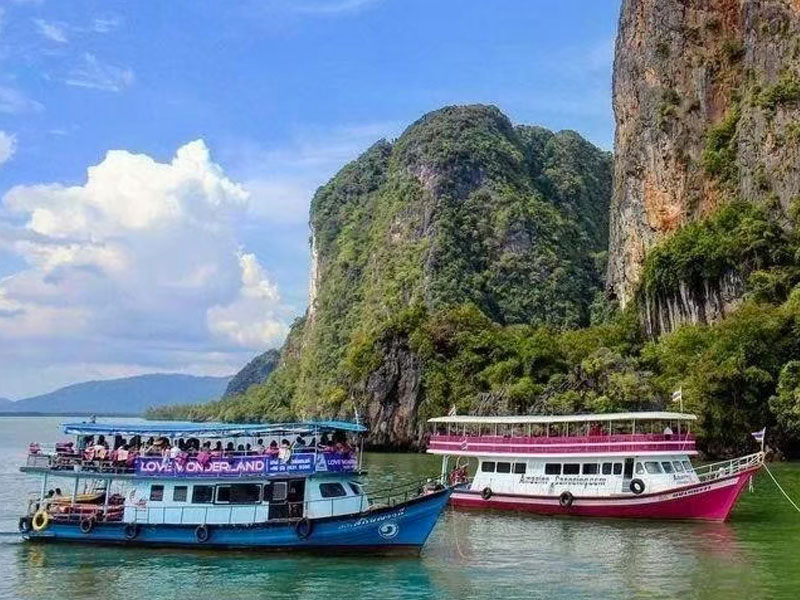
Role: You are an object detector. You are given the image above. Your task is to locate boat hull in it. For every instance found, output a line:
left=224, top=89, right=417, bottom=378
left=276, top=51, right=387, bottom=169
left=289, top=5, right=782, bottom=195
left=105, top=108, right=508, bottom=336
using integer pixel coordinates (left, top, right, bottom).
left=22, top=488, right=451, bottom=554
left=450, top=468, right=758, bottom=522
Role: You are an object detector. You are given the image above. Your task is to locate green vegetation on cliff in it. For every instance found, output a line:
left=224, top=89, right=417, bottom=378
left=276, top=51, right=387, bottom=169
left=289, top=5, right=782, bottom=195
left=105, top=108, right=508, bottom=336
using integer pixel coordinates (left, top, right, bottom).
left=151, top=104, right=800, bottom=458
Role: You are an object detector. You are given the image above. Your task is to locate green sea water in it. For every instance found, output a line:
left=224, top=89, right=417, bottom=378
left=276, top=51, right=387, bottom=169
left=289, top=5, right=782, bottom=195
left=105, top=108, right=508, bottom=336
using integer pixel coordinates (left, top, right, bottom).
left=1, top=417, right=799, bottom=600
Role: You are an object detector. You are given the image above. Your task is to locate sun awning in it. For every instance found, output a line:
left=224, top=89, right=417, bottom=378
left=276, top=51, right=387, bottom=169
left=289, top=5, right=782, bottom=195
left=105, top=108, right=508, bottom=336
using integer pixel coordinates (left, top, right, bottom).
left=61, top=420, right=367, bottom=438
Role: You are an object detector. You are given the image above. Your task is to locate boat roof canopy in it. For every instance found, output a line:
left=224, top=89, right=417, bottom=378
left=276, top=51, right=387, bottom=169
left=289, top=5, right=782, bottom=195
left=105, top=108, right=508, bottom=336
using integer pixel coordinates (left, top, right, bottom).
left=61, top=420, right=367, bottom=438
left=428, top=412, right=697, bottom=425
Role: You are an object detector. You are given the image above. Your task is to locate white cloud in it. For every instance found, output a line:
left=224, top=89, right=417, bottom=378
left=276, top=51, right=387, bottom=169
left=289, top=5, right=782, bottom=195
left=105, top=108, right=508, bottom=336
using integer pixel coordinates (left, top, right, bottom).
left=63, top=53, right=134, bottom=92
left=289, top=0, right=380, bottom=15
left=0, top=131, right=16, bottom=165
left=91, top=16, right=122, bottom=33
left=34, top=19, right=68, bottom=43
left=0, top=85, right=43, bottom=114
left=0, top=140, right=291, bottom=395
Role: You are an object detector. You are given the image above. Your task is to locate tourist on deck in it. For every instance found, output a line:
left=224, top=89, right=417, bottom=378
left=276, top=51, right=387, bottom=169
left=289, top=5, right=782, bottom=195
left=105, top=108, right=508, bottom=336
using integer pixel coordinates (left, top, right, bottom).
left=225, top=442, right=235, bottom=456
left=268, top=440, right=279, bottom=458
left=211, top=441, right=223, bottom=457
left=256, top=438, right=266, bottom=454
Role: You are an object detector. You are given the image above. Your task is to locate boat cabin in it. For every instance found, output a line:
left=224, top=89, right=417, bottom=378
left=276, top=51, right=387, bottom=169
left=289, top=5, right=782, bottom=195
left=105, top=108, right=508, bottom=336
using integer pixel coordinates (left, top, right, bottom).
left=428, top=412, right=702, bottom=497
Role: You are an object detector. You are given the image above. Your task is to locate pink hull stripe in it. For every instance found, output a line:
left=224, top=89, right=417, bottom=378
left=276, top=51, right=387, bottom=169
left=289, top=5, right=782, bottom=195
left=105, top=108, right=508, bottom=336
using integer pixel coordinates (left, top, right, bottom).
left=451, top=468, right=758, bottom=521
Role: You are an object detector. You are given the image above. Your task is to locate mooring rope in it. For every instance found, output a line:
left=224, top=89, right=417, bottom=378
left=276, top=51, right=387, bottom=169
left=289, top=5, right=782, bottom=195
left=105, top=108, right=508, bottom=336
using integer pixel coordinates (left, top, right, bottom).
left=763, top=462, right=800, bottom=513
left=449, top=509, right=468, bottom=560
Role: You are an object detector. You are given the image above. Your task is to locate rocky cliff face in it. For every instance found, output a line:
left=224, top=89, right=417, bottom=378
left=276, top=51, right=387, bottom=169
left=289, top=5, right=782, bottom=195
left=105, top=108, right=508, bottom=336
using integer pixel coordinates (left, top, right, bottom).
left=237, top=105, right=613, bottom=447
left=609, top=0, right=800, bottom=331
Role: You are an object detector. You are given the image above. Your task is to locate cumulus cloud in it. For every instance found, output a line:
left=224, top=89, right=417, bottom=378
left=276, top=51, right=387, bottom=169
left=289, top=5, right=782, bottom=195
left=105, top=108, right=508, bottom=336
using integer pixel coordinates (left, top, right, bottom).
left=0, top=130, right=16, bottom=165
left=0, top=140, right=291, bottom=394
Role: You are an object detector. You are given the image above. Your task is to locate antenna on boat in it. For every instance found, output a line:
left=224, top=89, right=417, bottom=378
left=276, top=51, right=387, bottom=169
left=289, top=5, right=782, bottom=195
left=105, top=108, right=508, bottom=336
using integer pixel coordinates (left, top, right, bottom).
left=353, top=402, right=361, bottom=426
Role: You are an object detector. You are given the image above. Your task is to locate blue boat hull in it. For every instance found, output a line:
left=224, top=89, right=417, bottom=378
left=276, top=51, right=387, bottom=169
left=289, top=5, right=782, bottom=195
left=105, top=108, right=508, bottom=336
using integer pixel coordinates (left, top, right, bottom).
left=22, top=488, right=451, bottom=554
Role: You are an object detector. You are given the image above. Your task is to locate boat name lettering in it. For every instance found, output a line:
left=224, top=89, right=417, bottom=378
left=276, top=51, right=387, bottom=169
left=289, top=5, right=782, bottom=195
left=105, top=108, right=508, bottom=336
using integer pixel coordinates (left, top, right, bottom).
left=337, top=508, right=407, bottom=530
left=135, top=452, right=357, bottom=477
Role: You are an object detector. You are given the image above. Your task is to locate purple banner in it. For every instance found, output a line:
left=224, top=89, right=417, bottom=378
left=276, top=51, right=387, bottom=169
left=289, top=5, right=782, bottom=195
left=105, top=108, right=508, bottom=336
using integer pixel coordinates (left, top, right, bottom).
left=134, top=451, right=357, bottom=478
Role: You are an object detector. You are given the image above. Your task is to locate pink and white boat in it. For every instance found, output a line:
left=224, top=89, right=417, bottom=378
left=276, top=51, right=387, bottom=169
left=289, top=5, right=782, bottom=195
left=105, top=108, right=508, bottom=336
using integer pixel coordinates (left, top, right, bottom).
left=427, top=412, right=763, bottom=521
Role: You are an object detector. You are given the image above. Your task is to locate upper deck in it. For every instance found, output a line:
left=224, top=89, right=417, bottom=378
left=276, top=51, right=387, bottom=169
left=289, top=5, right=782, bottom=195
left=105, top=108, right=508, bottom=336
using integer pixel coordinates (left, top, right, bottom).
left=427, top=412, right=697, bottom=457
left=23, top=420, right=365, bottom=480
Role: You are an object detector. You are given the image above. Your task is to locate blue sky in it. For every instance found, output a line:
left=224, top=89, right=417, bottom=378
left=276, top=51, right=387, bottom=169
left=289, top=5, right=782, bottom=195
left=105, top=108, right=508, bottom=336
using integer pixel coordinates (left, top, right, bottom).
left=0, top=0, right=621, bottom=399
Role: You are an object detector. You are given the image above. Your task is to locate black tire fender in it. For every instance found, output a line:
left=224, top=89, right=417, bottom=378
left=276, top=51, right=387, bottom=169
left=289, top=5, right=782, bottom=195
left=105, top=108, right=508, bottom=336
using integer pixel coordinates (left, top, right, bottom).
left=18, top=517, right=32, bottom=534
left=481, top=487, right=493, bottom=501
left=123, top=523, right=139, bottom=541
left=559, top=491, right=574, bottom=508
left=295, top=517, right=313, bottom=540
left=195, top=524, right=210, bottom=543
left=79, top=516, right=95, bottom=534
left=630, top=478, right=646, bottom=495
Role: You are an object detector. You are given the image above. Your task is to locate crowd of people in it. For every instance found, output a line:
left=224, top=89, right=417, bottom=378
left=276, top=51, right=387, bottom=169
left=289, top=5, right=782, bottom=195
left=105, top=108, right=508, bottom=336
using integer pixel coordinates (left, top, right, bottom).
left=41, top=430, right=356, bottom=471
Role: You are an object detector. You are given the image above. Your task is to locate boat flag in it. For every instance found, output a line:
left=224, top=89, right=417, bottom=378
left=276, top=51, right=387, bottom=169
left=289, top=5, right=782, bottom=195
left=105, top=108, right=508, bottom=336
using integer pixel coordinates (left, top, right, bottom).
left=752, top=427, right=766, bottom=450
left=671, top=388, right=683, bottom=412
left=448, top=404, right=457, bottom=417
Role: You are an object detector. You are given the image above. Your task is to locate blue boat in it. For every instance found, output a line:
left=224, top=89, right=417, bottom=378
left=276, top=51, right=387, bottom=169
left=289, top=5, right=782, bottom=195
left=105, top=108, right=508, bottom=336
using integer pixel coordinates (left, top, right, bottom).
left=18, top=421, right=452, bottom=554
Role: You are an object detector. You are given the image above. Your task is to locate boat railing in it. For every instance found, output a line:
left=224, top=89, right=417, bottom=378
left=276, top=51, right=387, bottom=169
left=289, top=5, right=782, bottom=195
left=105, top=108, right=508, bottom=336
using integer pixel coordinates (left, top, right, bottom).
left=693, top=452, right=764, bottom=483
left=24, top=444, right=359, bottom=477
left=428, top=432, right=697, bottom=454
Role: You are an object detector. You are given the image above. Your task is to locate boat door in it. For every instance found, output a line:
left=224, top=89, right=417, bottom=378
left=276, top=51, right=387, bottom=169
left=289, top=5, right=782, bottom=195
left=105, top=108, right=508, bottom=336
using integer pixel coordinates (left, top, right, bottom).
left=622, top=458, right=634, bottom=492
left=266, top=479, right=306, bottom=520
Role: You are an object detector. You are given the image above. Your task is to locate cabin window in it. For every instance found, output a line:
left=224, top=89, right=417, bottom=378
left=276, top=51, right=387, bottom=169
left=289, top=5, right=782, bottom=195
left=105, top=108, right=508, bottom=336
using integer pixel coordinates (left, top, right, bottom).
left=349, top=482, right=362, bottom=495
left=682, top=460, right=693, bottom=472
left=173, top=486, right=188, bottom=502
left=191, top=485, right=213, bottom=504
left=513, top=463, right=526, bottom=474
left=582, top=463, right=599, bottom=475
left=635, top=463, right=645, bottom=475
left=264, top=482, right=288, bottom=503
left=496, top=462, right=511, bottom=474
left=319, top=483, right=347, bottom=498
left=544, top=463, right=561, bottom=475
left=217, top=484, right=261, bottom=504
left=644, top=461, right=663, bottom=474
left=481, top=462, right=496, bottom=473
left=602, top=463, right=612, bottom=475
left=563, top=464, right=580, bottom=475
left=613, top=463, right=623, bottom=475
left=661, top=462, right=674, bottom=474
left=672, top=461, right=685, bottom=472
left=149, top=485, right=164, bottom=502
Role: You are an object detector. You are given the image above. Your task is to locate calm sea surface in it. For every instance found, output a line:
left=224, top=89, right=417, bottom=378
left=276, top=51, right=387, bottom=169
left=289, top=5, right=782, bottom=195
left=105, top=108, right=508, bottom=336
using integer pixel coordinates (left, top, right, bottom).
left=0, top=417, right=799, bottom=599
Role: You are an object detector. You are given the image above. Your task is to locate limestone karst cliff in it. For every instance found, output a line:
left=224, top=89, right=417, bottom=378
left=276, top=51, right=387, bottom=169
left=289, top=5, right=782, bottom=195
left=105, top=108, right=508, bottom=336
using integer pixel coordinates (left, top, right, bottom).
left=608, top=0, right=800, bottom=333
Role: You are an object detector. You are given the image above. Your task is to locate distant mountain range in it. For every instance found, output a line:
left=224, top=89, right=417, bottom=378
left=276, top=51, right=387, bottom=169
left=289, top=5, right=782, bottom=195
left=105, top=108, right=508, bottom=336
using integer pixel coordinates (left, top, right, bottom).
left=0, top=374, right=231, bottom=416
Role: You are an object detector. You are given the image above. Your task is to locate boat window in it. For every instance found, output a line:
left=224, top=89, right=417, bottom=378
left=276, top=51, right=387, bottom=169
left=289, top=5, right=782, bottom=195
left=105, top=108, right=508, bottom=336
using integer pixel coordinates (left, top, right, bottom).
left=319, top=483, right=347, bottom=498
left=602, top=463, right=612, bottom=475
left=191, top=485, right=213, bottom=504
left=661, top=462, right=674, bottom=474
left=613, top=463, right=623, bottom=475
left=173, top=485, right=188, bottom=502
left=672, top=461, right=685, bottom=472
left=582, top=463, right=599, bottom=475
left=216, top=486, right=231, bottom=503
left=228, top=484, right=261, bottom=504
left=635, top=462, right=645, bottom=475
left=513, top=463, right=526, bottom=474
left=349, top=482, right=362, bottom=495
left=644, top=461, right=663, bottom=474
left=481, top=462, right=496, bottom=473
left=264, top=482, right=288, bottom=503
left=149, top=485, right=164, bottom=502
left=682, top=460, right=693, bottom=472
left=563, top=464, right=580, bottom=475
left=496, top=462, right=511, bottom=474
left=544, top=463, right=561, bottom=475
